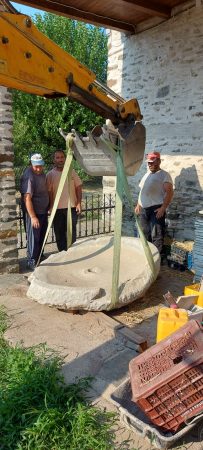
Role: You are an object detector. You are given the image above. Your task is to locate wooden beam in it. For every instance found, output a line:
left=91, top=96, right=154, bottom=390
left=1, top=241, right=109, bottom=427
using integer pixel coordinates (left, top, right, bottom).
left=122, top=0, right=171, bottom=18
left=14, top=1, right=136, bottom=33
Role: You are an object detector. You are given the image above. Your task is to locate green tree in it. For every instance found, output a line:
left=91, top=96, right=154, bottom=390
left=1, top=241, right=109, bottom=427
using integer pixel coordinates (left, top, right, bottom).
left=13, top=13, right=107, bottom=174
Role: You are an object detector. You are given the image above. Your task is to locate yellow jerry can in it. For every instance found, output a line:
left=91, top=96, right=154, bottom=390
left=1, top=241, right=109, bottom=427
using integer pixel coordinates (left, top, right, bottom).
left=156, top=307, right=188, bottom=343
left=184, top=284, right=203, bottom=307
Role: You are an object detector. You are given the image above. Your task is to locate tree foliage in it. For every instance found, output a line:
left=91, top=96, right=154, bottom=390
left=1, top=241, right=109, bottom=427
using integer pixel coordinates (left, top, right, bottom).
left=13, top=13, right=108, bottom=173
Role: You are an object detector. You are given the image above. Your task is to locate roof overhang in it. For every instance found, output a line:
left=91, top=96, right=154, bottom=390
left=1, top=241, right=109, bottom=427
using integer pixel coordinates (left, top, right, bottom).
left=11, top=0, right=196, bottom=33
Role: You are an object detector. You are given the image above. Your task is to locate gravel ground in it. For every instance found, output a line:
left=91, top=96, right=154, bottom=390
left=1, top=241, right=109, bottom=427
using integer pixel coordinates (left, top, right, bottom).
left=109, top=264, right=194, bottom=346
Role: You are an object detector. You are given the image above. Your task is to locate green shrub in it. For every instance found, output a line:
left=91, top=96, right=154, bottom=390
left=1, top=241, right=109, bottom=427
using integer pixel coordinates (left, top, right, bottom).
left=0, top=307, right=117, bottom=450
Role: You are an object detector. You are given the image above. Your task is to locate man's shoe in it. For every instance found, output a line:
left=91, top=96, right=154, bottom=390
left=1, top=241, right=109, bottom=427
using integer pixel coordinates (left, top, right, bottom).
left=27, top=260, right=36, bottom=271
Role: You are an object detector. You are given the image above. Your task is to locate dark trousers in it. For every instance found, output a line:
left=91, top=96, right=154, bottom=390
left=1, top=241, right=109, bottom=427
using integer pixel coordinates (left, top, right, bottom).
left=53, top=208, right=78, bottom=252
left=140, top=204, right=165, bottom=254
left=26, top=213, right=48, bottom=264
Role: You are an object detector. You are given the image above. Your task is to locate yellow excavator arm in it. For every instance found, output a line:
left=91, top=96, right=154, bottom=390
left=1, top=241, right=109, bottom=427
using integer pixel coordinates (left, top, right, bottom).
left=0, top=11, right=142, bottom=128
left=0, top=5, right=146, bottom=176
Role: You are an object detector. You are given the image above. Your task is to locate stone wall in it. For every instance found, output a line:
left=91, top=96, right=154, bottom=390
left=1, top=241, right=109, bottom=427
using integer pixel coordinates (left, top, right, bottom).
left=105, top=3, right=203, bottom=240
left=0, top=87, right=19, bottom=273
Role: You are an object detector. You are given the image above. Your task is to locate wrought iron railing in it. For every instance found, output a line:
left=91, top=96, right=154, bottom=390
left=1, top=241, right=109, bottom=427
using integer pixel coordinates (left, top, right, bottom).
left=16, top=193, right=115, bottom=249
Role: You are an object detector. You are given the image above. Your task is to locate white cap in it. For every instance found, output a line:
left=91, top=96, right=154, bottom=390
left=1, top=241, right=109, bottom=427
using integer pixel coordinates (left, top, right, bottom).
left=31, top=153, right=44, bottom=166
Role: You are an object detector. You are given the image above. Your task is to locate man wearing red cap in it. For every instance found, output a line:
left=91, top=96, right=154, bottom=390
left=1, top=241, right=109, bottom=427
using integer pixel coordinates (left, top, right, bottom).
left=135, top=152, right=173, bottom=256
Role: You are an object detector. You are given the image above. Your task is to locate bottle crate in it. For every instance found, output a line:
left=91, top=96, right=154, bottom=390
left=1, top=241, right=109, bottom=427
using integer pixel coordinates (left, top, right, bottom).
left=129, top=320, right=203, bottom=432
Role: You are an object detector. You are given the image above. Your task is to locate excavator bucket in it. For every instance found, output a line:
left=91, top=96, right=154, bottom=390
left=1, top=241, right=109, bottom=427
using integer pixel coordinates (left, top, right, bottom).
left=60, top=122, right=145, bottom=177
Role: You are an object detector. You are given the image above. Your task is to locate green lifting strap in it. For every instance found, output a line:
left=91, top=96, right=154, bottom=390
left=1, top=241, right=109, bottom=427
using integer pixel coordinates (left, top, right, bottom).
left=36, top=135, right=74, bottom=266
left=117, top=150, right=156, bottom=278
left=101, top=138, right=156, bottom=308
left=67, top=157, right=73, bottom=249
left=111, top=147, right=123, bottom=306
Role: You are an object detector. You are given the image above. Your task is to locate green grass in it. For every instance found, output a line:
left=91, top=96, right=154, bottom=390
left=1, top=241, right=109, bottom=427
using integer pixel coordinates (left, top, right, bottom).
left=0, top=307, right=118, bottom=450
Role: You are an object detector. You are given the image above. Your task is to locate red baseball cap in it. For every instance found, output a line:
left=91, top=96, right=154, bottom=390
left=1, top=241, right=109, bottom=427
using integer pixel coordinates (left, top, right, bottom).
left=146, top=151, right=160, bottom=162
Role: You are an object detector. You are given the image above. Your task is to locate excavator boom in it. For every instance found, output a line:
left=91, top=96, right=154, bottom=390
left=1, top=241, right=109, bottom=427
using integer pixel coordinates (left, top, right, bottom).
left=0, top=8, right=145, bottom=176
left=0, top=12, right=141, bottom=125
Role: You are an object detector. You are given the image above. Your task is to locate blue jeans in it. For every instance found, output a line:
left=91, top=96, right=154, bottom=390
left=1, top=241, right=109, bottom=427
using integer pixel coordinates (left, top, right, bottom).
left=140, top=204, right=165, bottom=254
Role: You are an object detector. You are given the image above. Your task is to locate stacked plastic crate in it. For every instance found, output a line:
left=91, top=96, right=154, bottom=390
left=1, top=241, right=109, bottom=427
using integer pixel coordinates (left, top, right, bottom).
left=193, top=211, right=203, bottom=281
left=129, top=320, right=203, bottom=433
left=167, top=241, right=193, bottom=271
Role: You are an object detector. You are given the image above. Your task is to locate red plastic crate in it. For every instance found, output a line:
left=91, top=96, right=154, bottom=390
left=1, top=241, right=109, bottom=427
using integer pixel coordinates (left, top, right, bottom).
left=129, top=320, right=203, bottom=433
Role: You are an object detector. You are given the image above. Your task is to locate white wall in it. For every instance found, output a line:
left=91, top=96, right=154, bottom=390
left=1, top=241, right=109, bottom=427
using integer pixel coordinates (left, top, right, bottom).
left=105, top=4, right=203, bottom=240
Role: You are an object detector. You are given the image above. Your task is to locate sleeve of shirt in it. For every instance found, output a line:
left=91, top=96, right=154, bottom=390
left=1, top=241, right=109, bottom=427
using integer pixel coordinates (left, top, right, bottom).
left=21, top=175, right=33, bottom=197
left=139, top=173, right=147, bottom=189
left=72, top=169, right=82, bottom=187
left=163, top=172, right=173, bottom=185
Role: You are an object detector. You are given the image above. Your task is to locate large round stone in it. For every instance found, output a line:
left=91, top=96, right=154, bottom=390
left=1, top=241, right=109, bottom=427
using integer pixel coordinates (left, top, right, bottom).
left=27, top=236, right=160, bottom=311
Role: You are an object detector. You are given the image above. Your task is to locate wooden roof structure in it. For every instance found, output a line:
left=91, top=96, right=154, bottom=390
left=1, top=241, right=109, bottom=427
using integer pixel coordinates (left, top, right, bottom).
left=12, top=0, right=192, bottom=33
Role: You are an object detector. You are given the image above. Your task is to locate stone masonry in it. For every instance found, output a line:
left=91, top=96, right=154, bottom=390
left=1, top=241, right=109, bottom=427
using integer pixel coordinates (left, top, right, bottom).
left=0, top=86, right=19, bottom=273
left=105, top=3, right=203, bottom=241
left=0, top=3, right=202, bottom=272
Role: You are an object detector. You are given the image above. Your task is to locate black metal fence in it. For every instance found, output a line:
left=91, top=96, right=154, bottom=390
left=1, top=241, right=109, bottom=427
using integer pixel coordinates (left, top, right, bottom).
left=16, top=193, right=115, bottom=250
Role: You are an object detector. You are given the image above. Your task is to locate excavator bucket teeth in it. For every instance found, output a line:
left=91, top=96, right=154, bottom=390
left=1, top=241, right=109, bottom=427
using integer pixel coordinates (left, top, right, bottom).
left=61, top=122, right=145, bottom=177
left=122, top=122, right=146, bottom=176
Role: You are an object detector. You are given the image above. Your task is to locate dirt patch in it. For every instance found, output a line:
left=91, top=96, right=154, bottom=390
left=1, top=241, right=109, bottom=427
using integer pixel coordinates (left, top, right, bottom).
left=109, top=265, right=194, bottom=327
left=0, top=285, right=28, bottom=298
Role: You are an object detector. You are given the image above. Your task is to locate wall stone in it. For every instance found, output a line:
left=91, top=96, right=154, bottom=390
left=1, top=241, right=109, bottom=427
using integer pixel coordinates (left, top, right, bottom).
left=106, top=4, right=203, bottom=241
left=0, top=86, right=19, bottom=273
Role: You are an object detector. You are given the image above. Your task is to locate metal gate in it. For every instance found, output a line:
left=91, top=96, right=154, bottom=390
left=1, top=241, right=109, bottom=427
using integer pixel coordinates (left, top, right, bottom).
left=17, top=193, right=115, bottom=249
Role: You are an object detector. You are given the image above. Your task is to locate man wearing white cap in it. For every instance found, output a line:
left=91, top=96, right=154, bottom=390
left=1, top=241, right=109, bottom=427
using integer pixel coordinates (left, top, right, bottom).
left=135, top=151, right=173, bottom=255
left=21, top=153, right=49, bottom=270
